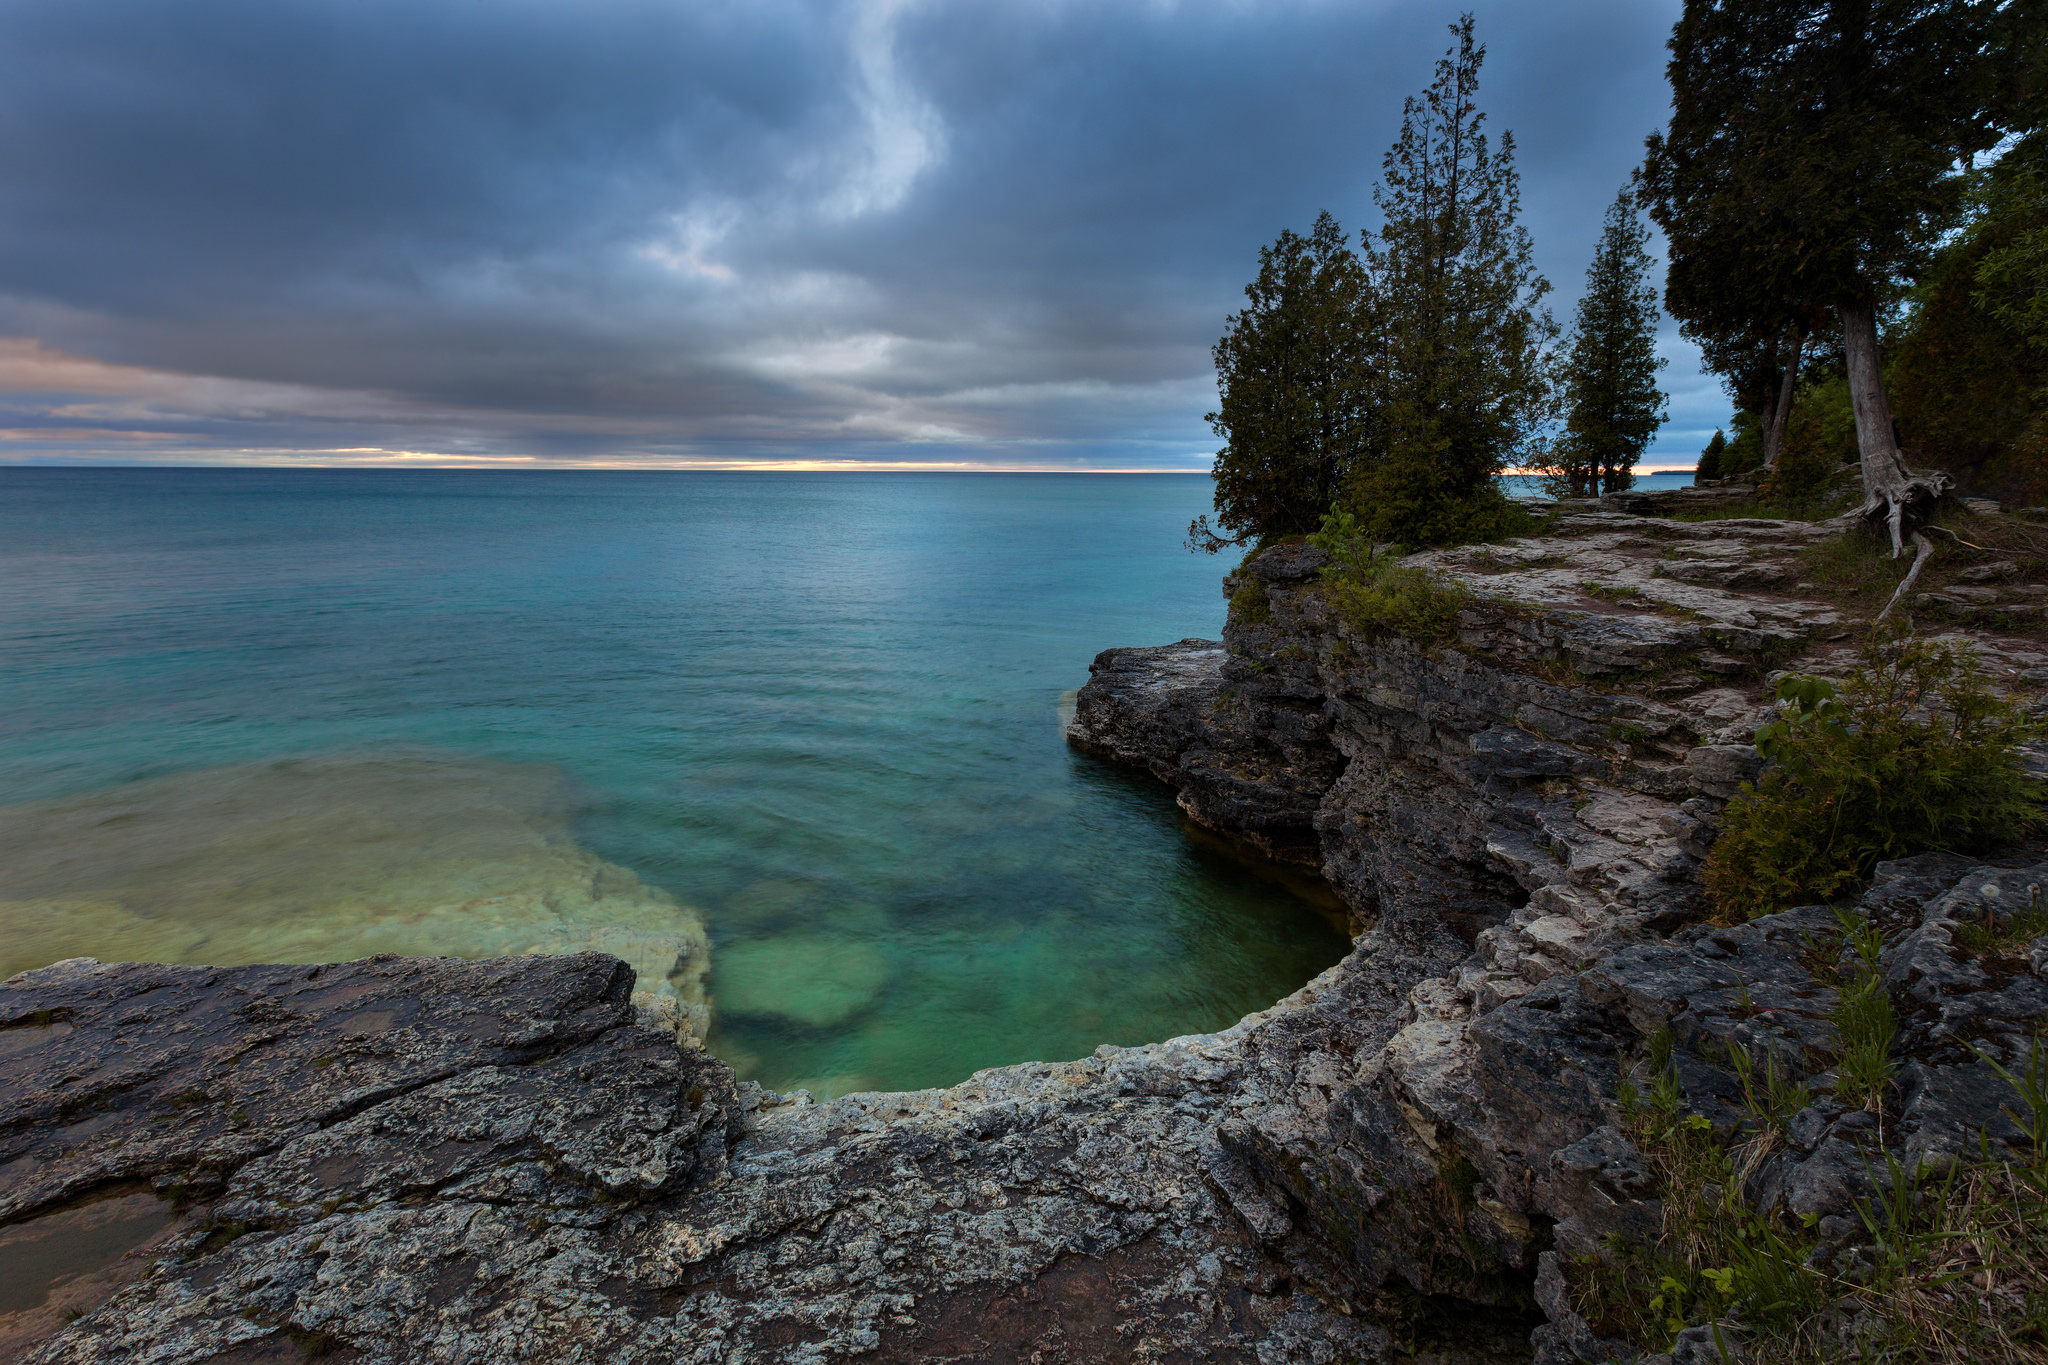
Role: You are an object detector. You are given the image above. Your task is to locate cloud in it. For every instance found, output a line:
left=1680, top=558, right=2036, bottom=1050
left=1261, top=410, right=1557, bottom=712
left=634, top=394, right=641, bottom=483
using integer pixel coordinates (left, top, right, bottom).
left=0, top=0, right=1714, bottom=468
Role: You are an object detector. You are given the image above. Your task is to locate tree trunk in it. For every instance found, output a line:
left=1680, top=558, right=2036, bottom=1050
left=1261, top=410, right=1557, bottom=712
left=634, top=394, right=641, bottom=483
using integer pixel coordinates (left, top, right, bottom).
left=1839, top=300, right=1947, bottom=555
left=1761, top=328, right=1802, bottom=470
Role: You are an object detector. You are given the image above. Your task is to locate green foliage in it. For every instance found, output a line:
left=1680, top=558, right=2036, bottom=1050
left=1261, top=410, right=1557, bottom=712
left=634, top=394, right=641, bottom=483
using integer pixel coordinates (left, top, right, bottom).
left=1644, top=0, right=2012, bottom=341
left=1308, top=511, right=1471, bottom=646
left=1728, top=1038, right=1811, bottom=1136
left=1832, top=910, right=1900, bottom=1111
left=1696, top=429, right=1727, bottom=483
left=1976, top=130, right=2048, bottom=377
left=1580, top=1032, right=2048, bottom=1362
left=1705, top=635, right=2041, bottom=922
left=1229, top=573, right=1271, bottom=625
left=1722, top=409, right=1765, bottom=476
left=1194, top=16, right=1556, bottom=552
left=1346, top=457, right=1534, bottom=548
left=1765, top=375, right=1859, bottom=505
left=1192, top=211, right=1374, bottom=551
left=1642, top=0, right=2019, bottom=515
left=1550, top=185, right=1668, bottom=497
left=1339, top=16, right=1556, bottom=547
left=1889, top=130, right=2048, bottom=505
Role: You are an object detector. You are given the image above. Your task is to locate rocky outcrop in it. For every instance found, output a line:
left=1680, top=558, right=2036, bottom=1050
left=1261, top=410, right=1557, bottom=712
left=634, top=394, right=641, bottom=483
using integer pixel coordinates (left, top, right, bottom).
left=4, top=943, right=1511, bottom=1363
left=8, top=510, right=2047, bottom=1363
left=1065, top=511, right=2048, bottom=1361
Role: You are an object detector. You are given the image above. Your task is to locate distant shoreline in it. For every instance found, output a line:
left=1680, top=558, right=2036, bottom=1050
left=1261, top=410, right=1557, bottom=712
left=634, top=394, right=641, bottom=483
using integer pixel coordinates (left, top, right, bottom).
left=0, top=462, right=1701, bottom=476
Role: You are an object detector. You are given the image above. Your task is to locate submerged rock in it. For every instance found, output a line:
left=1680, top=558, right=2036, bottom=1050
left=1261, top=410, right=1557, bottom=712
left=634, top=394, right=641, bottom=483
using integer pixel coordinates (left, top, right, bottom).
left=0, top=752, right=714, bottom=1027
left=712, top=934, right=891, bottom=1028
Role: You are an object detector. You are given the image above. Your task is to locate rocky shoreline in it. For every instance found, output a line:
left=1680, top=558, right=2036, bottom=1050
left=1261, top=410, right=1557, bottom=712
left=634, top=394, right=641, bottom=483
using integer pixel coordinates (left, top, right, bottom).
left=7, top=505, right=2048, bottom=1363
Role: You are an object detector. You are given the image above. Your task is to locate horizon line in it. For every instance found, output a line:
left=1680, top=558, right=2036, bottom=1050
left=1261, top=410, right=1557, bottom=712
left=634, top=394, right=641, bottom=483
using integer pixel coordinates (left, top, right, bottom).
left=0, top=459, right=1704, bottom=475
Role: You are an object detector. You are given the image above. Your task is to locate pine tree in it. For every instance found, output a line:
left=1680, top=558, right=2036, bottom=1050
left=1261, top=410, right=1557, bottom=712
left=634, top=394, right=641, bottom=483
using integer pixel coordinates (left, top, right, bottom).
left=1346, top=14, right=1555, bottom=546
left=1189, top=211, right=1375, bottom=550
left=1697, top=429, right=1727, bottom=482
left=1555, top=186, right=1668, bottom=495
left=1642, top=0, right=2016, bottom=552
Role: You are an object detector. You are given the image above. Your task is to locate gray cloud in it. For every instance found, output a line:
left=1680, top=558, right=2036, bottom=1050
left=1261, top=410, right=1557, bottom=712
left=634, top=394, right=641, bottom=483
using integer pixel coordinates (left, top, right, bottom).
left=0, top=0, right=1723, bottom=468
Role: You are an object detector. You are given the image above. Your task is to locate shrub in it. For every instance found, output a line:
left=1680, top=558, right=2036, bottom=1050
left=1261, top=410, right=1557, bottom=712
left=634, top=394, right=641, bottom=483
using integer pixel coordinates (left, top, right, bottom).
left=1704, top=635, right=2041, bottom=922
left=1229, top=574, right=1271, bottom=624
left=1308, top=511, right=1471, bottom=646
left=1343, top=454, right=1536, bottom=548
left=1764, top=376, right=1859, bottom=505
left=1721, top=409, right=1766, bottom=475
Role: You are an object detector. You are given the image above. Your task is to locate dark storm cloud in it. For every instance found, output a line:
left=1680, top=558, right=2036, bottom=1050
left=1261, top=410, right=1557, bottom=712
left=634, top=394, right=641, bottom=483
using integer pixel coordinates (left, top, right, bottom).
left=0, top=0, right=1717, bottom=467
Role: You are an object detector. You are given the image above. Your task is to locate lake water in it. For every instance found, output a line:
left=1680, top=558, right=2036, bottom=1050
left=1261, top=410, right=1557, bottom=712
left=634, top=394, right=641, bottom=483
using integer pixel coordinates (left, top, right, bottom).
left=0, top=469, right=1351, bottom=1097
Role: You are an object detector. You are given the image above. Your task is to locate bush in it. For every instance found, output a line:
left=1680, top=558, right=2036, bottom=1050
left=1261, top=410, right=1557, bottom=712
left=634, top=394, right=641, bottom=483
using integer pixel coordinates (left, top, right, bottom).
left=1704, top=635, right=2041, bottom=922
left=1343, top=454, right=1536, bottom=548
left=1721, top=409, right=1766, bottom=476
left=1308, top=511, right=1471, bottom=645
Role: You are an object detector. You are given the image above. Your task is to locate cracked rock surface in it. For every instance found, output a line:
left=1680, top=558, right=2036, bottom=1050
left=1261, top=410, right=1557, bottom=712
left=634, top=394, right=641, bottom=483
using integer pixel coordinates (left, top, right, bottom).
left=8, top=510, right=2048, bottom=1364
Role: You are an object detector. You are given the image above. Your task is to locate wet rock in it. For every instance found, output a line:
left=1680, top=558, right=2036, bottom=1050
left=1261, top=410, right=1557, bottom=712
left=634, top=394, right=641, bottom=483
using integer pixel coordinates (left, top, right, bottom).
left=0, top=953, right=650, bottom=1226
left=9, top=949, right=1415, bottom=1363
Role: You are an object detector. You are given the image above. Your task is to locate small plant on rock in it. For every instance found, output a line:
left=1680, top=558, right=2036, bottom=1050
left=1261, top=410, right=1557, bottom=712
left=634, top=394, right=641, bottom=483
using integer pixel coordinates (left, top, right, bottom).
left=1308, top=510, right=1471, bottom=646
left=1704, top=635, right=2041, bottom=922
left=1229, top=574, right=1271, bottom=625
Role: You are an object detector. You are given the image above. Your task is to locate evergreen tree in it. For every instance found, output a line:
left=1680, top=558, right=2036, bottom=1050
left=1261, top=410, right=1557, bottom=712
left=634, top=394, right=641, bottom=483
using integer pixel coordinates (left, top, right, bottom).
left=1642, top=0, right=2015, bottom=552
left=1974, top=129, right=2048, bottom=377
left=1346, top=14, right=1554, bottom=546
left=1889, top=129, right=2048, bottom=501
left=1556, top=186, right=1668, bottom=495
left=1697, top=428, right=1727, bottom=482
left=1189, top=211, right=1374, bottom=550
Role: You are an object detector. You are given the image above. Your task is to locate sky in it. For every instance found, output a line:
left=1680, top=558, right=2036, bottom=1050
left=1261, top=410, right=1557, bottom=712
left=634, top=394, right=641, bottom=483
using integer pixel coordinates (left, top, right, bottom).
left=0, top=0, right=1725, bottom=472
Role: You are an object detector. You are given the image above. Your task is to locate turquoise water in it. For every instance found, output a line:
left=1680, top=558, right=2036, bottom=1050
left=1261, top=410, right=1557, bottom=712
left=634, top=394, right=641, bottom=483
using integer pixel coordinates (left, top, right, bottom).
left=0, top=469, right=1348, bottom=1096
left=1502, top=470, right=1697, bottom=498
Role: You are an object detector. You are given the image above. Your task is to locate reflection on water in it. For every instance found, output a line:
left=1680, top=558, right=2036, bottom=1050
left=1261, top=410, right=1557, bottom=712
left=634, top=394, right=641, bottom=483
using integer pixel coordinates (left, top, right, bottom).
left=0, top=753, right=711, bottom=1022
left=0, top=469, right=1353, bottom=1097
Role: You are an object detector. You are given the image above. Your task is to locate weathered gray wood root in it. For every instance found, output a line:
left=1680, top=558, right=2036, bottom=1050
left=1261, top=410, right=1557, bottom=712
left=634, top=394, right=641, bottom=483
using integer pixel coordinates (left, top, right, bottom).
left=1876, top=530, right=1935, bottom=623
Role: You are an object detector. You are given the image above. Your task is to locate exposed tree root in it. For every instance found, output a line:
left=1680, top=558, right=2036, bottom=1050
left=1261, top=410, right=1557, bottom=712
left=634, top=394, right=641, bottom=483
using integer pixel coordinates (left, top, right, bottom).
left=1875, top=530, right=1934, bottom=623
left=1924, top=524, right=1988, bottom=552
left=1856, top=471, right=1951, bottom=557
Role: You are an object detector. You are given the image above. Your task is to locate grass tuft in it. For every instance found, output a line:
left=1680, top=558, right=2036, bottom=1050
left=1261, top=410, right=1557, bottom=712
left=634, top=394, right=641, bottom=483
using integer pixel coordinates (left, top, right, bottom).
left=1574, top=1032, right=2048, bottom=1362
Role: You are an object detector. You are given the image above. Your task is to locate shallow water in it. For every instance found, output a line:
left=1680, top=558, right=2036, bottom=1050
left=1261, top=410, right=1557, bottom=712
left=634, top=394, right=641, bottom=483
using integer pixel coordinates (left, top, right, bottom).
left=0, top=469, right=1349, bottom=1096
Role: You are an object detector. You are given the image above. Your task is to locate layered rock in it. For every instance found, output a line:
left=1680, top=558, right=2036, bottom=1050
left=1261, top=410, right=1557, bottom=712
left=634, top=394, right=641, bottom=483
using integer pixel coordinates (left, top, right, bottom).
left=7, top=510, right=2048, bottom=1363
left=1065, top=511, right=2048, bottom=1361
left=3, top=948, right=1490, bottom=1362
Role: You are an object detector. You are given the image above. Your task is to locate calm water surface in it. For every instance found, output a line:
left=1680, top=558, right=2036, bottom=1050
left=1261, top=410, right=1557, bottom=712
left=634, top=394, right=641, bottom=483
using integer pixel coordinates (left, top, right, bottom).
left=0, top=469, right=1348, bottom=1095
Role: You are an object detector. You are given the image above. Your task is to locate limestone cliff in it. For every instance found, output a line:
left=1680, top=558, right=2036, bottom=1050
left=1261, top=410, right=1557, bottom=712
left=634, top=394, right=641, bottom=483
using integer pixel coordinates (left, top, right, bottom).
left=6, top=507, right=2048, bottom=1364
left=1068, top=507, right=2048, bottom=1363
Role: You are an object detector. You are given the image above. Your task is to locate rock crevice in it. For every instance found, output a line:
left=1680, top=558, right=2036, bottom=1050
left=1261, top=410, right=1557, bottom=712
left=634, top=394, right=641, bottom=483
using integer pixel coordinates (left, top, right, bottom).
left=8, top=512, right=2048, bottom=1363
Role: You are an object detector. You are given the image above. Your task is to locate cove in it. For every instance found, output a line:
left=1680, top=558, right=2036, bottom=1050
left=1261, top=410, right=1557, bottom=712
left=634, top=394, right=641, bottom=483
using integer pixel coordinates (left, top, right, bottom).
left=0, top=468, right=1349, bottom=1095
